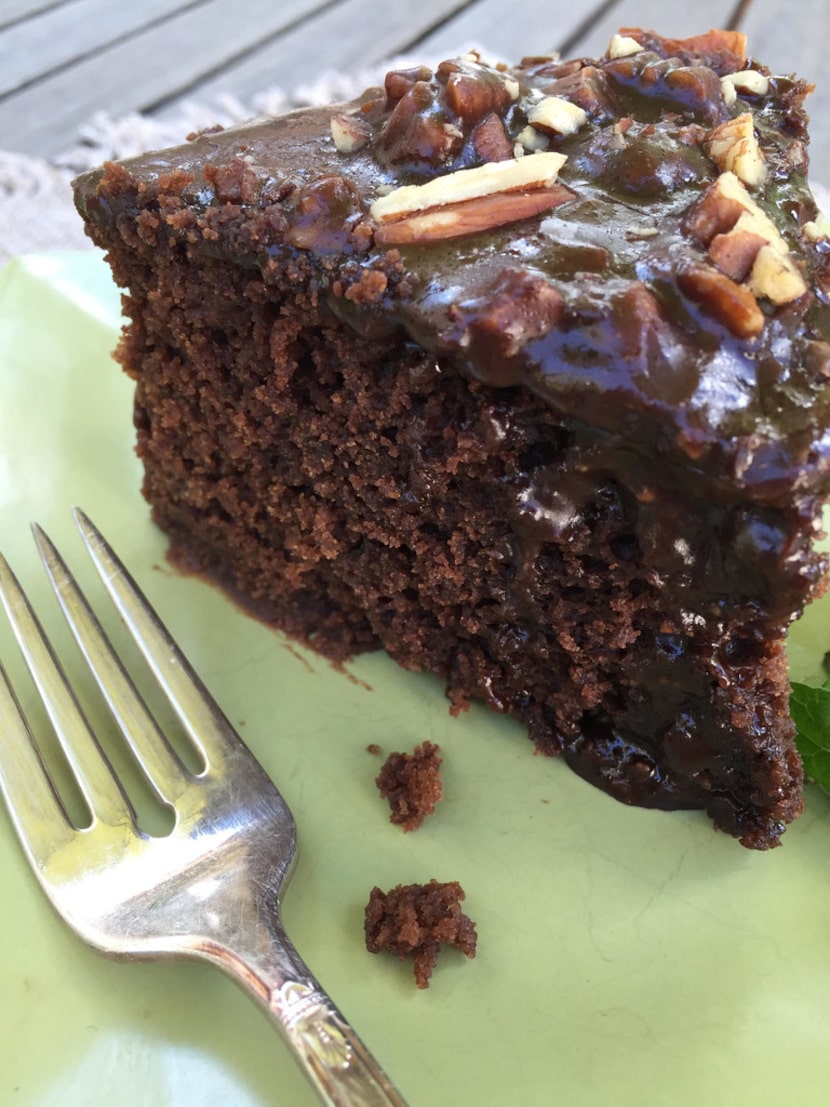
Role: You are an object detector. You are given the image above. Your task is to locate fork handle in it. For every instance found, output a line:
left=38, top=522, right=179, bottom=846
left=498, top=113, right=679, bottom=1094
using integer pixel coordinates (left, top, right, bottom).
left=216, top=921, right=409, bottom=1107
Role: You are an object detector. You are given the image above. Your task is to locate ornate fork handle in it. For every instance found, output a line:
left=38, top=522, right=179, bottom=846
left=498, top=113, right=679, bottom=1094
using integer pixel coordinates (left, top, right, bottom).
left=274, top=979, right=404, bottom=1107
left=203, top=914, right=407, bottom=1107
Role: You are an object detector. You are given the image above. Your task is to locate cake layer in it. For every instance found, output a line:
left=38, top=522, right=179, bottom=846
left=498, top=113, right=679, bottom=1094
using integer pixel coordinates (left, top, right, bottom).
left=74, top=28, right=830, bottom=846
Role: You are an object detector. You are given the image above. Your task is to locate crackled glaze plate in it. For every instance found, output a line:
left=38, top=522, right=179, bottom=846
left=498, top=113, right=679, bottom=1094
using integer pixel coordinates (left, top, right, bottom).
left=1, top=251, right=830, bottom=1107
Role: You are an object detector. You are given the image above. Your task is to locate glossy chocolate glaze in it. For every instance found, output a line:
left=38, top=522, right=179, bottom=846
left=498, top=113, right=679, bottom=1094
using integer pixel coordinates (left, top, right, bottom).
left=74, top=30, right=830, bottom=845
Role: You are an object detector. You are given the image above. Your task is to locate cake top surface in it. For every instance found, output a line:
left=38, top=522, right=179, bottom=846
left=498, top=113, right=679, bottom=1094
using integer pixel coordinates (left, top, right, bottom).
left=74, top=28, right=830, bottom=507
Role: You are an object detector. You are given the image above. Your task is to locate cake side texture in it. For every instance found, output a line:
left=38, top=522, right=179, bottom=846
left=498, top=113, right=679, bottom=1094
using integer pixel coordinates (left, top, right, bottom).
left=73, top=28, right=830, bottom=847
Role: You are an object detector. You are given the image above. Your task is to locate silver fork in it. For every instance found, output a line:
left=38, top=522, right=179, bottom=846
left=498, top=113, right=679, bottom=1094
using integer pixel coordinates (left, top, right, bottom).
left=0, top=508, right=407, bottom=1107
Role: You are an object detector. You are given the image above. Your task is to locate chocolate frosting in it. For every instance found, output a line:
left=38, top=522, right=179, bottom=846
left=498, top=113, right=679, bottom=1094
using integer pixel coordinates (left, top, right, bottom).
left=74, top=35, right=830, bottom=519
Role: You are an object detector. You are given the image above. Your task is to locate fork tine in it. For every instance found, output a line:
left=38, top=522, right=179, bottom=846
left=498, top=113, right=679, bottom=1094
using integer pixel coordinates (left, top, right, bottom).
left=33, top=524, right=192, bottom=809
left=73, top=508, right=243, bottom=772
left=0, top=660, right=76, bottom=857
left=0, top=552, right=134, bottom=828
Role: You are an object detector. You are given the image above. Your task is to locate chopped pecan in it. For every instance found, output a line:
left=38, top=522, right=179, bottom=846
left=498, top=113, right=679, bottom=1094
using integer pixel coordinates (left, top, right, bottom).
left=374, top=186, right=574, bottom=246
left=685, top=171, right=765, bottom=245
left=721, top=79, right=738, bottom=108
left=704, top=113, right=766, bottom=187
left=370, top=151, right=567, bottom=222
left=384, top=65, right=434, bottom=102
left=685, top=172, right=807, bottom=304
left=544, top=65, right=614, bottom=121
left=747, top=244, right=808, bottom=305
left=449, top=268, right=565, bottom=358
left=708, top=218, right=768, bottom=281
left=721, top=70, right=770, bottom=98
left=528, top=96, right=588, bottom=135
left=438, top=57, right=516, bottom=123
left=607, top=33, right=643, bottom=59
left=523, top=57, right=582, bottom=79
left=515, top=124, right=549, bottom=152
left=472, top=112, right=513, bottom=162
left=678, top=262, right=764, bottom=338
left=376, top=79, right=462, bottom=169
left=330, top=112, right=372, bottom=154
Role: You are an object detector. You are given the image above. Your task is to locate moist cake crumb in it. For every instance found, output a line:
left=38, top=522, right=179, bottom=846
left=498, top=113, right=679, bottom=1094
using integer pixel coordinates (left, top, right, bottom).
left=364, top=880, right=477, bottom=988
left=376, top=741, right=443, bottom=830
left=367, top=743, right=382, bottom=755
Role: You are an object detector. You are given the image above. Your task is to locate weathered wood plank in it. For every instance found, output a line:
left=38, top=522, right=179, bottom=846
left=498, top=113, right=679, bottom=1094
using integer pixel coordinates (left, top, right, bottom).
left=413, top=0, right=615, bottom=60
left=0, top=0, right=64, bottom=30
left=740, top=0, right=830, bottom=183
left=0, top=0, right=331, bottom=155
left=0, top=0, right=199, bottom=98
left=163, top=0, right=472, bottom=112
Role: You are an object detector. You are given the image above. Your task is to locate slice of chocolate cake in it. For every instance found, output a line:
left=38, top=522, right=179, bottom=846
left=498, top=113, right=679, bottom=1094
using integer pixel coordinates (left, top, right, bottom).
left=73, top=29, right=830, bottom=848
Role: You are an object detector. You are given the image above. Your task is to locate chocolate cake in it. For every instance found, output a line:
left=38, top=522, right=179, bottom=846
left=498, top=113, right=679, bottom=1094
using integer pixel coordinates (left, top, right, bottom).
left=365, top=880, right=477, bottom=988
left=376, top=741, right=444, bottom=830
left=73, top=28, right=830, bottom=849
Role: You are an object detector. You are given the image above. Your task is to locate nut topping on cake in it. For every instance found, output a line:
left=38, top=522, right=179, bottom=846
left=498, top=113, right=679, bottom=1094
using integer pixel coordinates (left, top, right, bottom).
left=703, top=112, right=766, bottom=187
left=748, top=244, right=809, bottom=305
left=686, top=172, right=807, bottom=306
left=678, top=263, right=765, bottom=338
left=528, top=96, right=589, bottom=135
left=374, top=185, right=575, bottom=245
left=515, top=124, right=549, bottom=152
left=721, top=69, right=770, bottom=99
left=369, top=151, right=568, bottom=222
left=330, top=112, right=372, bottom=153
left=608, top=34, right=643, bottom=59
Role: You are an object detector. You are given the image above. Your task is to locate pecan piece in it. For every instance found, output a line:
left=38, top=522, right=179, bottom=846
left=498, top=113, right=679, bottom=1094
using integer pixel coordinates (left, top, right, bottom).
left=528, top=95, right=588, bottom=135
left=330, top=112, right=372, bottom=154
left=439, top=58, right=516, bottom=123
left=685, top=172, right=807, bottom=304
left=376, top=79, right=462, bottom=169
left=449, top=268, right=565, bottom=358
left=678, top=262, right=764, bottom=338
left=384, top=65, right=433, bottom=101
left=471, top=112, right=513, bottom=162
left=684, top=174, right=748, bottom=245
left=721, top=70, right=770, bottom=99
left=608, top=33, right=643, bottom=59
left=374, top=185, right=574, bottom=246
left=747, top=244, right=808, bottom=305
left=708, top=217, right=768, bottom=281
left=704, top=113, right=766, bottom=188
left=685, top=172, right=776, bottom=246
left=370, top=151, right=567, bottom=222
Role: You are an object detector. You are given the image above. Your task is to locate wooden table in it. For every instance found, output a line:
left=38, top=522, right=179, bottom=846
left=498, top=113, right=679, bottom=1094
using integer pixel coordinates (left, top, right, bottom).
left=2, top=0, right=829, bottom=181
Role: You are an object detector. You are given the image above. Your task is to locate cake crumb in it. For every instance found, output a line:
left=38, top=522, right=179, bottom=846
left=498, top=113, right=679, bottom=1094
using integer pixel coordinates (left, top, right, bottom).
left=364, top=880, right=477, bottom=988
left=366, top=743, right=381, bottom=755
left=376, top=741, right=443, bottom=830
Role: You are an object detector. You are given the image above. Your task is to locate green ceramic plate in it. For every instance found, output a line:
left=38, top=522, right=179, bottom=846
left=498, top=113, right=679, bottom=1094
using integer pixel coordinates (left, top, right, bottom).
left=1, top=251, right=830, bottom=1107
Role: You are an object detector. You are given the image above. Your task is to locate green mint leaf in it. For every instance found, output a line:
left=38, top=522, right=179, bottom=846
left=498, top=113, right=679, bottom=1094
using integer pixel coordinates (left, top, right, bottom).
left=790, top=680, right=830, bottom=794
